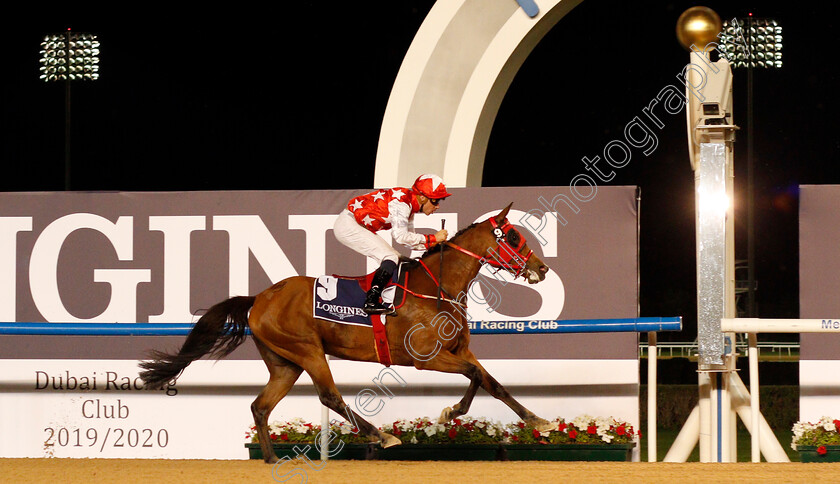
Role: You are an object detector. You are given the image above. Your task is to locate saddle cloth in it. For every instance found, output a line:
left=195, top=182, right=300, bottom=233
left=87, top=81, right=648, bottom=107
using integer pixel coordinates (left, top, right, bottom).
left=313, top=263, right=410, bottom=367
left=312, top=263, right=408, bottom=327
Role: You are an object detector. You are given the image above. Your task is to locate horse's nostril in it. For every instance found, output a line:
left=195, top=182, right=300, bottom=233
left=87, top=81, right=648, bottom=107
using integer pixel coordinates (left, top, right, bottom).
left=539, top=265, right=549, bottom=274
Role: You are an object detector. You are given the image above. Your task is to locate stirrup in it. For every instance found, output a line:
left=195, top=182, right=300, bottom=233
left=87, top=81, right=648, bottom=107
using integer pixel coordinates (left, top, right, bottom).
left=364, top=301, right=396, bottom=316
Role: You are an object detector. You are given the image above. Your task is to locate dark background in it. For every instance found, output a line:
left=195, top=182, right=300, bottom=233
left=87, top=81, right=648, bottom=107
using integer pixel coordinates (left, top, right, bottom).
left=2, top=1, right=837, bottom=342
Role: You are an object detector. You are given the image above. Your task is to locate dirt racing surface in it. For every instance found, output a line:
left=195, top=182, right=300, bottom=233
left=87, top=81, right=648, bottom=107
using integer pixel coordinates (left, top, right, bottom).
left=2, top=459, right=838, bottom=484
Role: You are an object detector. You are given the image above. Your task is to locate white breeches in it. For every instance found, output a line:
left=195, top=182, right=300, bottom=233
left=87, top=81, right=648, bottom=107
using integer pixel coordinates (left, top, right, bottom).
left=333, top=209, right=400, bottom=265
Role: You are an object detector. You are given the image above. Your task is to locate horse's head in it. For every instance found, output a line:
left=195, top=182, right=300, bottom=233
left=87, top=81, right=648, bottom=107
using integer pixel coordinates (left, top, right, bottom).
left=455, top=203, right=549, bottom=284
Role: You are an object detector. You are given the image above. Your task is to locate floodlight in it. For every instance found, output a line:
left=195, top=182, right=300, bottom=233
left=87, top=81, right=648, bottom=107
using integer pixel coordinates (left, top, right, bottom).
left=39, top=30, right=100, bottom=81
left=38, top=29, right=100, bottom=191
left=718, top=18, right=782, bottom=69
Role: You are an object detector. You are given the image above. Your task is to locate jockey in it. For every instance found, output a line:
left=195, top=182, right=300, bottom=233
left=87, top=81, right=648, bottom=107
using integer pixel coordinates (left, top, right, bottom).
left=333, top=174, right=452, bottom=315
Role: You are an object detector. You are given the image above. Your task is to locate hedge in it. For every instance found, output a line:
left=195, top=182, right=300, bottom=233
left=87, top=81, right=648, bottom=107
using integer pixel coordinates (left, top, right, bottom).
left=640, top=385, right=798, bottom=431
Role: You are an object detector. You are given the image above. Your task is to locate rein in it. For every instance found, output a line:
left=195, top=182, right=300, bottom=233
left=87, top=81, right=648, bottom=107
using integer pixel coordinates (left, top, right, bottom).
left=444, top=218, right=533, bottom=279
left=396, top=217, right=532, bottom=309
left=393, top=259, right=466, bottom=308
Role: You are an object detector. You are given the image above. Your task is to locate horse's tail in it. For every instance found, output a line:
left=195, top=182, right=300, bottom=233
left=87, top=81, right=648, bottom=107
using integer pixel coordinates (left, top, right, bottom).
left=138, top=295, right=256, bottom=389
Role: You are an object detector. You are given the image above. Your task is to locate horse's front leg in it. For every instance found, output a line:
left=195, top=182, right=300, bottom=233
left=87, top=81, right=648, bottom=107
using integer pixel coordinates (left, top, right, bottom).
left=415, top=350, right=551, bottom=431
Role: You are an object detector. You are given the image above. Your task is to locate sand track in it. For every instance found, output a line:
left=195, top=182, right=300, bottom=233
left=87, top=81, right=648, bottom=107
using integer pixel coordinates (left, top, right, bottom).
left=3, top=458, right=838, bottom=484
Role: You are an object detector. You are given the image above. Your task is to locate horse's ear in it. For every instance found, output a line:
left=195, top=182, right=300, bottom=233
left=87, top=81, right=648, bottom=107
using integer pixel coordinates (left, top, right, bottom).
left=494, top=203, right=513, bottom=224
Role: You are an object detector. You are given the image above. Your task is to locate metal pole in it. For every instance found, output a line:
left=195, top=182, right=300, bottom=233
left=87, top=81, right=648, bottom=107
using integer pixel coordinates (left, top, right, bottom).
left=637, top=186, right=658, bottom=462
left=746, top=17, right=755, bottom=317
left=749, top=332, right=760, bottom=462
left=64, top=30, right=72, bottom=191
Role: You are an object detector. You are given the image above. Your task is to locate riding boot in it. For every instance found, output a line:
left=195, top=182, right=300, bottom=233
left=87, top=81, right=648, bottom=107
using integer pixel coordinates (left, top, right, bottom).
left=364, top=260, right=397, bottom=315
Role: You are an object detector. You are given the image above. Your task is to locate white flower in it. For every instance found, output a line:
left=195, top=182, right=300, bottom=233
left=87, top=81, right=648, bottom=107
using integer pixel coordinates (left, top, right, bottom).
left=572, top=414, right=594, bottom=430
left=791, top=416, right=840, bottom=448
left=335, top=422, right=355, bottom=435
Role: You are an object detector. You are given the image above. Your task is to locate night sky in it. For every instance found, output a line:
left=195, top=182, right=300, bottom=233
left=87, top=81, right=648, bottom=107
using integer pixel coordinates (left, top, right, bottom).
left=3, top=1, right=837, bottom=340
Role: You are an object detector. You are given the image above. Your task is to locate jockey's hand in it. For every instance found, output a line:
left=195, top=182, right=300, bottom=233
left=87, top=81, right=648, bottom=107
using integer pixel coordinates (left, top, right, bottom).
left=434, top=229, right=449, bottom=245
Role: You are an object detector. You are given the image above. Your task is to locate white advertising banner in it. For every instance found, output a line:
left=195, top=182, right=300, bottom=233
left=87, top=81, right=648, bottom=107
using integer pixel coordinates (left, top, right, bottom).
left=799, top=185, right=840, bottom=421
left=0, top=359, right=637, bottom=459
left=0, top=187, right=640, bottom=459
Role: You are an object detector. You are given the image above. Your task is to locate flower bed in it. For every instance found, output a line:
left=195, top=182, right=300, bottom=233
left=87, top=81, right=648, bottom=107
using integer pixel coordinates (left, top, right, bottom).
left=245, top=414, right=637, bottom=461
left=792, top=416, right=840, bottom=462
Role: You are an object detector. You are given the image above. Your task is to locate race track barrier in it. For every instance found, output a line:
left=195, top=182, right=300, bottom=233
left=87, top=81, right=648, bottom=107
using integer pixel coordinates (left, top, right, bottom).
left=468, top=317, right=682, bottom=334
left=0, top=317, right=682, bottom=336
left=1, top=316, right=682, bottom=462
left=720, top=318, right=840, bottom=462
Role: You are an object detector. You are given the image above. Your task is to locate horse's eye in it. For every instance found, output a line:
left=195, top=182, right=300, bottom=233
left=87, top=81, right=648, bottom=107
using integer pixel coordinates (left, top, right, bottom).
left=506, top=229, right=520, bottom=246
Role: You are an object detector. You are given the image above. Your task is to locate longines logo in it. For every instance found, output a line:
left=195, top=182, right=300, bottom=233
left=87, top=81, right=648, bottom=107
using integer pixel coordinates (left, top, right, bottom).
left=314, top=301, right=368, bottom=319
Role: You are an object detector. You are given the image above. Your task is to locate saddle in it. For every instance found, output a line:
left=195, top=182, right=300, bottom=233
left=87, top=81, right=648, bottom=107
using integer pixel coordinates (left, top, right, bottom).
left=312, top=260, right=412, bottom=366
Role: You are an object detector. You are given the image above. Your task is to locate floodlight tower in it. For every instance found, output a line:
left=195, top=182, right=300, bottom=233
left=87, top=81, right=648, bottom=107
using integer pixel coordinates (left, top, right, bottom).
left=39, top=29, right=100, bottom=190
left=718, top=16, right=783, bottom=320
left=666, top=7, right=789, bottom=464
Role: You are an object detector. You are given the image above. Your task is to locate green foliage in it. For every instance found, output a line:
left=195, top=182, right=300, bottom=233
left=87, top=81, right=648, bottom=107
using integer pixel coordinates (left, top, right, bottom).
left=388, top=416, right=505, bottom=444
left=246, top=418, right=320, bottom=444
left=248, top=415, right=637, bottom=446
left=506, top=416, right=636, bottom=445
left=792, top=417, right=840, bottom=448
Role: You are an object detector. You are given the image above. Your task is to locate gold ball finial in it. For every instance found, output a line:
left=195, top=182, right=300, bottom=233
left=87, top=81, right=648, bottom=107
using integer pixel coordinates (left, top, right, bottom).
left=676, top=6, right=722, bottom=51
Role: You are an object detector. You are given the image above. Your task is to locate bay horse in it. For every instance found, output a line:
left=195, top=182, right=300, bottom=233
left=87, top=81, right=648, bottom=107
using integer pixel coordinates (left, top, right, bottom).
left=138, top=203, right=552, bottom=463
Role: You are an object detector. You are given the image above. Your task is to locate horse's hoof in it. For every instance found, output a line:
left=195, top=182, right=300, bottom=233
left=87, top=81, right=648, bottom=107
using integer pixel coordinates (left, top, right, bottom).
left=532, top=419, right=554, bottom=433
left=380, top=433, right=402, bottom=448
left=438, top=407, right=453, bottom=423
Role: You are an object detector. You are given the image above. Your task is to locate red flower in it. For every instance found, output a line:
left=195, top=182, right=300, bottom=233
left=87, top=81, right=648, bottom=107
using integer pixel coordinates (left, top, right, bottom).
left=616, top=425, right=626, bottom=436
left=818, top=445, right=828, bottom=455
left=532, top=429, right=541, bottom=439
left=448, top=428, right=458, bottom=439
left=512, top=436, right=520, bottom=442
left=351, top=427, right=359, bottom=434
left=834, top=420, right=840, bottom=432
left=568, top=430, right=577, bottom=440
left=280, top=433, right=289, bottom=441
left=517, top=422, right=526, bottom=429
left=558, top=422, right=567, bottom=432
left=587, top=425, right=598, bottom=435
left=453, top=418, right=461, bottom=426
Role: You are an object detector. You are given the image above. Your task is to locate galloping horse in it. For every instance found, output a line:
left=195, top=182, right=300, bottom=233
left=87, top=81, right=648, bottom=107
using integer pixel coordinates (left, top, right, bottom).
left=139, top=203, right=552, bottom=463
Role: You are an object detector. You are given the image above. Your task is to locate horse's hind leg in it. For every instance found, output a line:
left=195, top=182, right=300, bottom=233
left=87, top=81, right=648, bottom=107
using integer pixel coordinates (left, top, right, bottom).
left=302, top=354, right=401, bottom=448
left=438, top=376, right=480, bottom=423
left=251, top=339, right=304, bottom=463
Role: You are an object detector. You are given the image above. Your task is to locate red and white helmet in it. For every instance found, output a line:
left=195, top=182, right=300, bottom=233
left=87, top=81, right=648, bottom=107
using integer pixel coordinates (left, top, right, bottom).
left=412, top=174, right=452, bottom=200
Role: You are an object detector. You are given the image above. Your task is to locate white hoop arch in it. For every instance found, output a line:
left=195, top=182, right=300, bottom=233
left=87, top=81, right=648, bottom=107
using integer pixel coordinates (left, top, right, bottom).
left=374, top=0, right=584, bottom=188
